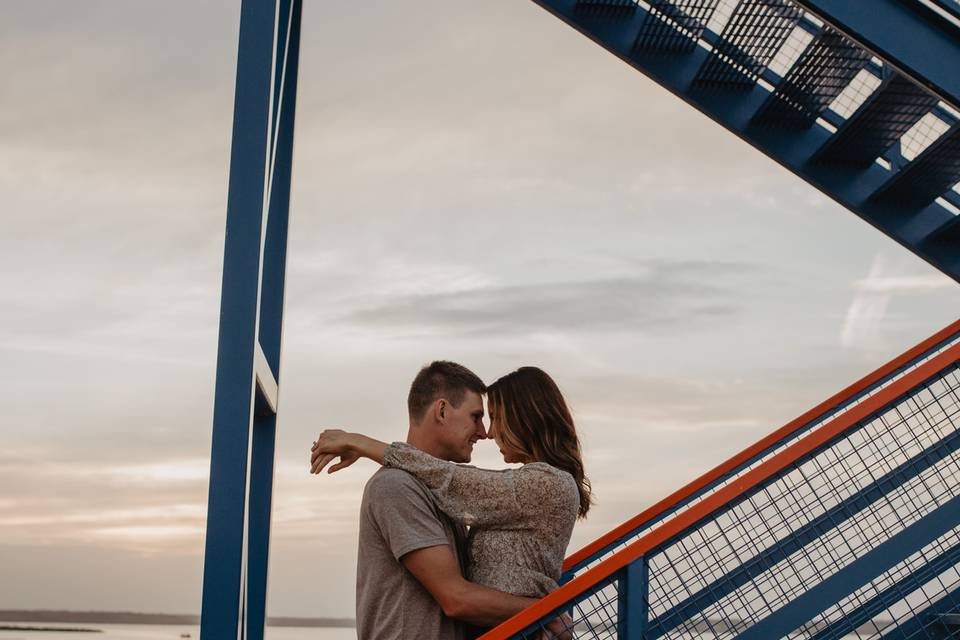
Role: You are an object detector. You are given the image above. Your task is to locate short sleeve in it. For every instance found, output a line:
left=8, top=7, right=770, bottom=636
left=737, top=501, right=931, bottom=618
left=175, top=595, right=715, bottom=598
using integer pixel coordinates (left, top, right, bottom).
left=363, top=469, right=453, bottom=561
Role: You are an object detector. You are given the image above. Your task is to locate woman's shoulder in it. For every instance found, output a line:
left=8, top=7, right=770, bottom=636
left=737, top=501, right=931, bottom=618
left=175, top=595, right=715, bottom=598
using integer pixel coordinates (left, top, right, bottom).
left=516, top=463, right=579, bottom=513
left=521, top=461, right=571, bottom=475
left=517, top=462, right=576, bottom=487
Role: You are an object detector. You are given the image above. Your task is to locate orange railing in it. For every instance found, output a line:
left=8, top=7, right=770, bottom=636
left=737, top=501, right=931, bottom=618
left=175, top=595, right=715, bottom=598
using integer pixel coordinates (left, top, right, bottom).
left=481, top=319, right=960, bottom=639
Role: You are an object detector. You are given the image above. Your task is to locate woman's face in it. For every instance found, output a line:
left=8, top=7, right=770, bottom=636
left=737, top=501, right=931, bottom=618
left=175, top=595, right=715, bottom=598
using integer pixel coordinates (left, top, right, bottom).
left=489, top=415, right=528, bottom=464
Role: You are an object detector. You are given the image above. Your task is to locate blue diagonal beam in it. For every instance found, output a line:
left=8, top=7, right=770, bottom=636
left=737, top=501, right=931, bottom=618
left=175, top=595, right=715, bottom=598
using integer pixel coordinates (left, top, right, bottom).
left=805, top=536, right=960, bottom=639
left=792, top=0, right=960, bottom=110
left=734, top=492, right=960, bottom=640
left=925, top=214, right=960, bottom=248
left=870, top=584, right=960, bottom=639
left=649, top=423, right=960, bottom=638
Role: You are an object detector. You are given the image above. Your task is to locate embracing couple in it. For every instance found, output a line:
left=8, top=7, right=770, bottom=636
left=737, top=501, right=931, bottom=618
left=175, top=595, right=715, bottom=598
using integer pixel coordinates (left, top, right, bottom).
left=310, top=361, right=591, bottom=639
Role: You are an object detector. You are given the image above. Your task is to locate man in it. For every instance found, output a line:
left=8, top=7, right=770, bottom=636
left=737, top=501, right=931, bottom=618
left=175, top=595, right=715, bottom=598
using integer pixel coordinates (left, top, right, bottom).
left=311, top=361, right=549, bottom=639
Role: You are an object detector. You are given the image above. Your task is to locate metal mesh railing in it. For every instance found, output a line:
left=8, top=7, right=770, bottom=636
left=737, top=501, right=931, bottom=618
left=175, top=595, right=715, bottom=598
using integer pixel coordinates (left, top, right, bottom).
left=646, top=363, right=960, bottom=639
left=485, top=342, right=960, bottom=640
left=562, top=324, right=960, bottom=581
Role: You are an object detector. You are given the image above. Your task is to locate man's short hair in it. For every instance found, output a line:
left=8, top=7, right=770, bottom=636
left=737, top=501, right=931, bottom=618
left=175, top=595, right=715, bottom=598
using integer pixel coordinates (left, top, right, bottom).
left=408, top=361, right=486, bottom=422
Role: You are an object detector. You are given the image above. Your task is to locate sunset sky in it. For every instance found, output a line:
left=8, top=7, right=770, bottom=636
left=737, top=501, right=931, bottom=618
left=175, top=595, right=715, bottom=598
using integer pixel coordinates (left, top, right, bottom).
left=2, top=0, right=958, bottom=620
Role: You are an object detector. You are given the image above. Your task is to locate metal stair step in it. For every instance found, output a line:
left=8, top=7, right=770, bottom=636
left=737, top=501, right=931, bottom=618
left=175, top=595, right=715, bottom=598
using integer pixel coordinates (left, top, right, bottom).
left=693, top=0, right=802, bottom=88
left=634, top=0, right=721, bottom=53
left=871, top=125, right=960, bottom=209
left=752, top=28, right=869, bottom=129
left=814, top=74, right=939, bottom=168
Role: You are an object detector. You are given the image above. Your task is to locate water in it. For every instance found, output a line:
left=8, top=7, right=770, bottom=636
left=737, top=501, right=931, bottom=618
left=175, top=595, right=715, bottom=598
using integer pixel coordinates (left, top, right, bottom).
left=0, top=624, right=355, bottom=640
left=0, top=621, right=866, bottom=639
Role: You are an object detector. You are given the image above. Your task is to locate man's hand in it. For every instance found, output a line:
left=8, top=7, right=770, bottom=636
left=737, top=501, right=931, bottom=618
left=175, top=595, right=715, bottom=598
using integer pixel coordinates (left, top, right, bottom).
left=401, top=545, right=538, bottom=628
left=310, top=429, right=361, bottom=474
left=540, top=612, right=574, bottom=640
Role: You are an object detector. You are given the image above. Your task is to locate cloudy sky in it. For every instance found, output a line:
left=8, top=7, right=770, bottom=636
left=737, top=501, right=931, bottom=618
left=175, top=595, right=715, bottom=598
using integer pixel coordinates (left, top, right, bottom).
left=2, top=0, right=958, bottom=620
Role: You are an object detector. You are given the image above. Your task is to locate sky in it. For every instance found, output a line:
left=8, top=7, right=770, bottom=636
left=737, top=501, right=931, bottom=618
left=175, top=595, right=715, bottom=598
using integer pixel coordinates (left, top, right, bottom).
left=1, top=0, right=958, bottom=620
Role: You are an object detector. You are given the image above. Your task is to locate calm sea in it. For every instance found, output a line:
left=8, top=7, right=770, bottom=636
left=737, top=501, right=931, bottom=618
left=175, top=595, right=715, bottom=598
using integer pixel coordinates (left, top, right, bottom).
left=0, top=624, right=354, bottom=640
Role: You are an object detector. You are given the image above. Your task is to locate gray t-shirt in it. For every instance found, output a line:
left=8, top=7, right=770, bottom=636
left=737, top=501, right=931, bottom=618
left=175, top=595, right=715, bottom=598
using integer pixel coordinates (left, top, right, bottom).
left=356, top=467, right=468, bottom=640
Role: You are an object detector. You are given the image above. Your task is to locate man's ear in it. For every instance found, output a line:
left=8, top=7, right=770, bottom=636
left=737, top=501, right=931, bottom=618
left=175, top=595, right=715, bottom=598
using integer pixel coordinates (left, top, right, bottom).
left=434, top=398, right=447, bottom=424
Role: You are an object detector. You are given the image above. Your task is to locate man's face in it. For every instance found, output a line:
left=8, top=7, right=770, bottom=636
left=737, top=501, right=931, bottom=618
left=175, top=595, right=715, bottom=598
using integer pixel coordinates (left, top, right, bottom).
left=439, top=390, right=487, bottom=463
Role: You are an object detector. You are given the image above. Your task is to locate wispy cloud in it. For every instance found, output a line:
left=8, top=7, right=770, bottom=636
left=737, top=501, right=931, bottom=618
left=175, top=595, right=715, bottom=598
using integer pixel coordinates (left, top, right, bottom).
left=842, top=253, right=954, bottom=348
left=335, top=260, right=754, bottom=337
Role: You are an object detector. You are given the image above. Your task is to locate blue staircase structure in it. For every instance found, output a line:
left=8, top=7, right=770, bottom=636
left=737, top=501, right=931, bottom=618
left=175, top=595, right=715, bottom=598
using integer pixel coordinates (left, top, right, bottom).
left=527, top=0, right=960, bottom=281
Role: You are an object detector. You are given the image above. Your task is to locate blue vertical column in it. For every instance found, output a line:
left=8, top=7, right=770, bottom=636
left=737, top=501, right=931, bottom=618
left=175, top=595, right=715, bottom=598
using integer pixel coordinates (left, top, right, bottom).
left=247, top=2, right=302, bottom=640
left=619, top=557, right=649, bottom=639
left=200, top=1, right=302, bottom=639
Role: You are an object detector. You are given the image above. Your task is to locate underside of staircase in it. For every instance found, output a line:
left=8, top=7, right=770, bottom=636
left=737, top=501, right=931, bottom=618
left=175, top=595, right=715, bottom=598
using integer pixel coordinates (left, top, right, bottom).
left=527, top=0, right=960, bottom=282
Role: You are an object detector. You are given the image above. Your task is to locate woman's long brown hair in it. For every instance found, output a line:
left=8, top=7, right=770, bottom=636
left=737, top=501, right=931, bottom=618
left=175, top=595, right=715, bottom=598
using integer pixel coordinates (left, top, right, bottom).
left=487, top=367, right=592, bottom=518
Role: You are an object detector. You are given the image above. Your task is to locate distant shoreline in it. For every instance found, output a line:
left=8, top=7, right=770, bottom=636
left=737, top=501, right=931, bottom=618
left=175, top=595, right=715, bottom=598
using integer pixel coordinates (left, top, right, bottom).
left=0, top=612, right=354, bottom=629
left=0, top=626, right=101, bottom=633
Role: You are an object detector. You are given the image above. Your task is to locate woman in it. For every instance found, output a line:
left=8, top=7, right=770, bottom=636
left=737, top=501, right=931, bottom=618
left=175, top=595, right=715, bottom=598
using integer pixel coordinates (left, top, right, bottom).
left=311, top=366, right=592, bottom=601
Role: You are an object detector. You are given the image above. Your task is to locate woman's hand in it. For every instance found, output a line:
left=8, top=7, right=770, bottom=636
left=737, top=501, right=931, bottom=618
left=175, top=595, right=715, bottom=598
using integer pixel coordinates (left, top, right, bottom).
left=539, top=612, right=574, bottom=640
left=310, top=429, right=387, bottom=474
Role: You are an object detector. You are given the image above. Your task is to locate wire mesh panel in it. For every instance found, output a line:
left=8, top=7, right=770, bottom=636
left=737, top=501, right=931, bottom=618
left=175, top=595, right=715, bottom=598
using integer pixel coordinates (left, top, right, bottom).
left=644, top=361, right=960, bottom=639
left=507, top=574, right=624, bottom=639
left=693, top=0, right=802, bottom=88
left=633, top=0, right=721, bottom=53
left=752, top=28, right=870, bottom=129
left=815, top=74, right=940, bottom=168
left=574, top=0, right=638, bottom=16
left=900, top=112, right=954, bottom=162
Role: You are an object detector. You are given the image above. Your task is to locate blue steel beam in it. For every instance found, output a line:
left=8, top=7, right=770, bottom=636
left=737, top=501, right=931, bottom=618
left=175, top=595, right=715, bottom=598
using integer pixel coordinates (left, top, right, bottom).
left=866, top=584, right=960, bottom=640
left=200, top=2, right=302, bottom=640
left=806, top=537, right=960, bottom=639
left=617, top=558, right=648, bottom=640
left=735, top=491, right=960, bottom=639
left=528, top=0, right=960, bottom=281
left=246, top=2, right=301, bottom=640
left=200, top=1, right=276, bottom=637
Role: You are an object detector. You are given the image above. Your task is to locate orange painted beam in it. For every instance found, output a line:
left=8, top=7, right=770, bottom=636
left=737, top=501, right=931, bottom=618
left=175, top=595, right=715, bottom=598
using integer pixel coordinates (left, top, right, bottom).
left=563, top=319, right=960, bottom=572
left=481, top=340, right=960, bottom=640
